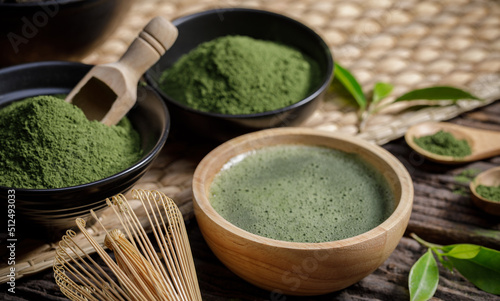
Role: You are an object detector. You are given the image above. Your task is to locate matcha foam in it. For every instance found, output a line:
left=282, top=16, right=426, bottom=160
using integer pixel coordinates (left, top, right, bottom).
left=209, top=145, right=395, bottom=243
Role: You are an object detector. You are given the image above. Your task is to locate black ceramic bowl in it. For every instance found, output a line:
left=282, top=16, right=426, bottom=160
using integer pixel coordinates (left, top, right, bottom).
left=0, top=0, right=133, bottom=67
left=0, top=61, right=170, bottom=237
left=146, top=8, right=334, bottom=142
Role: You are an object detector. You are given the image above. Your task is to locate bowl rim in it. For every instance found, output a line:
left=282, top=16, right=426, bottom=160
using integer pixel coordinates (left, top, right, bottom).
left=146, top=7, right=334, bottom=119
left=193, top=127, right=414, bottom=249
left=0, top=61, right=170, bottom=193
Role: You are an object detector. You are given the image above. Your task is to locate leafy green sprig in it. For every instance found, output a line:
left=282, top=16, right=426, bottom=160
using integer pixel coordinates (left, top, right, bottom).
left=409, top=233, right=500, bottom=301
left=332, top=62, right=481, bottom=128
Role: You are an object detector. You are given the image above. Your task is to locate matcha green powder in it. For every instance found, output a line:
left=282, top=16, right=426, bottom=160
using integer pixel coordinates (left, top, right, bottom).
left=0, top=96, right=142, bottom=189
left=476, top=185, right=500, bottom=202
left=413, top=130, right=472, bottom=158
left=159, top=35, right=321, bottom=115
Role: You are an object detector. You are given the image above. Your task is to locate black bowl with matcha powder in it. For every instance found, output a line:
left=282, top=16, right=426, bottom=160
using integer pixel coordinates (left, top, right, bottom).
left=146, top=8, right=334, bottom=141
left=0, top=95, right=142, bottom=189
left=0, top=61, right=169, bottom=236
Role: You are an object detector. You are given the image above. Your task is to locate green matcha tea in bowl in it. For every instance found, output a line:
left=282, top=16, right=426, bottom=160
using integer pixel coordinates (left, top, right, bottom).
left=193, top=127, right=414, bottom=296
left=146, top=8, right=333, bottom=141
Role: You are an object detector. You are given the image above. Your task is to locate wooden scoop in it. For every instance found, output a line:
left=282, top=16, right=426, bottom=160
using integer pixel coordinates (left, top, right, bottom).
left=66, top=16, right=178, bottom=126
left=470, top=166, right=500, bottom=216
left=405, top=121, right=500, bottom=164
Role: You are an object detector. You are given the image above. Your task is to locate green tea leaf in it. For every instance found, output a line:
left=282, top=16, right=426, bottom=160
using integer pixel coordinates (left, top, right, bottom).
left=372, top=82, right=393, bottom=104
left=333, top=63, right=367, bottom=109
left=328, top=78, right=358, bottom=106
left=409, top=249, right=439, bottom=301
left=433, top=251, right=453, bottom=271
left=440, top=258, right=454, bottom=272
left=441, top=244, right=481, bottom=259
left=447, top=247, right=500, bottom=295
left=394, top=86, right=480, bottom=103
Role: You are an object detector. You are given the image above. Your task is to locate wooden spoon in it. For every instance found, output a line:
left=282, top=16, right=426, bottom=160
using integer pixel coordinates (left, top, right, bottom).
left=66, top=16, right=178, bottom=126
left=405, top=121, right=500, bottom=164
left=470, top=166, right=500, bottom=216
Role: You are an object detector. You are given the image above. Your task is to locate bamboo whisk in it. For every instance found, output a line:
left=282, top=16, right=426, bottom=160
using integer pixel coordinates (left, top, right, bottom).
left=53, top=189, right=202, bottom=301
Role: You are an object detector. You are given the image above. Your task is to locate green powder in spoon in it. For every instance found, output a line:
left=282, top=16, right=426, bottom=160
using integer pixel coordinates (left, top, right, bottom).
left=413, top=130, right=472, bottom=158
left=476, top=185, right=500, bottom=202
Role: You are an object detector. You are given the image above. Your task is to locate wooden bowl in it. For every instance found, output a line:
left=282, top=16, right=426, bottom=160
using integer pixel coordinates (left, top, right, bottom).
left=470, top=166, right=500, bottom=216
left=192, top=128, right=413, bottom=296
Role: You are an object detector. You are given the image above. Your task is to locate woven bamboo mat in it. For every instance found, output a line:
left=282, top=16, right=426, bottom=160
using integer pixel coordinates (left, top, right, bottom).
left=2, top=0, right=500, bottom=284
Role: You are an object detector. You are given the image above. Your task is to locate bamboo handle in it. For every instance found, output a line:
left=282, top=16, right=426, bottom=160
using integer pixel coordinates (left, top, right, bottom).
left=117, top=16, right=178, bottom=80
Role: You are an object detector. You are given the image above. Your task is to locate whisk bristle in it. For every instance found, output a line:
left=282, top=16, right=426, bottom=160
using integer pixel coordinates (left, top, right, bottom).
left=53, top=189, right=202, bottom=301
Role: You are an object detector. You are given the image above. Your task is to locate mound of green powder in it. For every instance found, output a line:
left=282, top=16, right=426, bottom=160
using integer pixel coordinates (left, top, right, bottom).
left=159, top=35, right=321, bottom=115
left=476, top=185, right=500, bottom=202
left=0, top=96, right=142, bottom=189
left=413, top=130, right=472, bottom=158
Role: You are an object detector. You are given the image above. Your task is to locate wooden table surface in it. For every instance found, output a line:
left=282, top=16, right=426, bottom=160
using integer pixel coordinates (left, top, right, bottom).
left=1, top=101, right=500, bottom=301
